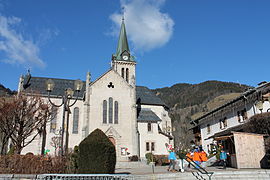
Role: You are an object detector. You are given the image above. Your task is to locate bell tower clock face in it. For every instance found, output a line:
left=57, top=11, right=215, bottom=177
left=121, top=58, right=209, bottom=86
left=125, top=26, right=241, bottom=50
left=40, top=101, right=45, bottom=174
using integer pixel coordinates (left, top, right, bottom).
left=122, top=55, right=129, bottom=61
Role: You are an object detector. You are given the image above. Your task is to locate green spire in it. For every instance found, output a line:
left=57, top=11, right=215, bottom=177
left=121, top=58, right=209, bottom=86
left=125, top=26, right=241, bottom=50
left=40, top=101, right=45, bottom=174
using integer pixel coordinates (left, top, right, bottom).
left=116, top=19, right=130, bottom=58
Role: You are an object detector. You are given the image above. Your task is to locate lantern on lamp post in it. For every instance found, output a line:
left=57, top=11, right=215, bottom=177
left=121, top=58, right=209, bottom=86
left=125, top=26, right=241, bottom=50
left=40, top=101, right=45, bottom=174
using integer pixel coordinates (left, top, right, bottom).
left=46, top=79, right=83, bottom=156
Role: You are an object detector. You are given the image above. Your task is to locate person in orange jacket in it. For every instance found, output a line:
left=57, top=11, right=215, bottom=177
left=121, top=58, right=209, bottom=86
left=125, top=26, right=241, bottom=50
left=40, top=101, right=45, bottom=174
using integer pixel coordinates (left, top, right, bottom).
left=199, top=149, right=208, bottom=168
left=193, top=148, right=201, bottom=168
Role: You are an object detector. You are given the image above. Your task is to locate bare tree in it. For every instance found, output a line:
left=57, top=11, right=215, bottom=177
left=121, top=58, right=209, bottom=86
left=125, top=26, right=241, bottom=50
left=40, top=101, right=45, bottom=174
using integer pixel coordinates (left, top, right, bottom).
left=50, top=136, right=61, bottom=156
left=0, top=94, right=53, bottom=154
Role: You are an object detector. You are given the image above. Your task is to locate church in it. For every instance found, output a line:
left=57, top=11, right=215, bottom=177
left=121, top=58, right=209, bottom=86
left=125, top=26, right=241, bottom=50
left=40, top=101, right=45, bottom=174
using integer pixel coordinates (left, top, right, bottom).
left=18, top=19, right=174, bottom=161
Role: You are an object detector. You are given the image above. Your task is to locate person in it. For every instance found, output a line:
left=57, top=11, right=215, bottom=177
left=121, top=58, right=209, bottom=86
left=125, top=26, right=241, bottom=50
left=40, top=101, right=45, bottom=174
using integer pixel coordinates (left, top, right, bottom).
left=167, top=148, right=177, bottom=172
left=193, top=148, right=201, bottom=169
left=199, top=149, right=208, bottom=168
left=220, top=149, right=228, bottom=169
left=186, top=150, right=193, bottom=168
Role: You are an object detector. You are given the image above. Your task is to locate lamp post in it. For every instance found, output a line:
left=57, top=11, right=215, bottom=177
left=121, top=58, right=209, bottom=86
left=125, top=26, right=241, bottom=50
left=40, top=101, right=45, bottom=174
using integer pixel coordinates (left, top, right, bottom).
left=46, top=79, right=83, bottom=156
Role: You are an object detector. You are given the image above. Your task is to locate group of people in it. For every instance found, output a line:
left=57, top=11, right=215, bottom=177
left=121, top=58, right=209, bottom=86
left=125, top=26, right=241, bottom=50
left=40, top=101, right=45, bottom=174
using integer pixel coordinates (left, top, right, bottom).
left=166, top=145, right=229, bottom=172
left=166, top=146, right=208, bottom=172
left=186, top=147, right=208, bottom=168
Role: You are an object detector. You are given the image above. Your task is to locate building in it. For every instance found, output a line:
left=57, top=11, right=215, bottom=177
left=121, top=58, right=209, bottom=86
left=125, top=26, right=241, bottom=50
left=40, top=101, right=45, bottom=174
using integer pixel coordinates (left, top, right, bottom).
left=191, top=82, right=270, bottom=154
left=18, top=20, right=173, bottom=161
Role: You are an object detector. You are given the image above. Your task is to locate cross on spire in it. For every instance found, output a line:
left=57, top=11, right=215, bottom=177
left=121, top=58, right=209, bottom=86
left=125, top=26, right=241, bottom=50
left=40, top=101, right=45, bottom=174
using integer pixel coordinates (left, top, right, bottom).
left=121, top=6, right=125, bottom=21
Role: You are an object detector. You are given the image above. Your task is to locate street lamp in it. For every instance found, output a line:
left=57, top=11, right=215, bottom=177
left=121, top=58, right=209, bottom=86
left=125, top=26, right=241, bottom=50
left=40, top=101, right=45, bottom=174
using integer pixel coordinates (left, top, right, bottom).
left=46, top=79, right=83, bottom=156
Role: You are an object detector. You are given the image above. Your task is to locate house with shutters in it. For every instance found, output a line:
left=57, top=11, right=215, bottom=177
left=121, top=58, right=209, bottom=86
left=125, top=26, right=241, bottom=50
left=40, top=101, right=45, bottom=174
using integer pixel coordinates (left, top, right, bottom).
left=190, top=82, right=270, bottom=155
left=18, top=19, right=173, bottom=161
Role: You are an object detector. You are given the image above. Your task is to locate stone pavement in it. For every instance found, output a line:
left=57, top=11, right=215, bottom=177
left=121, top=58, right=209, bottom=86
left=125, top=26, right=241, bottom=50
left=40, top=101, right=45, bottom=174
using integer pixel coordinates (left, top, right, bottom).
left=115, top=162, right=270, bottom=179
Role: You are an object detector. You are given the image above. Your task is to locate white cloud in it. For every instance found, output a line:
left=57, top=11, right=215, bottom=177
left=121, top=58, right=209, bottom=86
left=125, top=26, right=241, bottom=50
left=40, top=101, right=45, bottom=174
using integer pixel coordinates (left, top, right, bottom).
left=110, top=0, right=174, bottom=52
left=0, top=15, right=45, bottom=68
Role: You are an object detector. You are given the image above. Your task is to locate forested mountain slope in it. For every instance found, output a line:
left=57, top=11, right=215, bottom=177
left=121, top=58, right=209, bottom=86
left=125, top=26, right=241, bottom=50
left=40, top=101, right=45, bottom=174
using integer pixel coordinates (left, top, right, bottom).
left=152, top=80, right=250, bottom=147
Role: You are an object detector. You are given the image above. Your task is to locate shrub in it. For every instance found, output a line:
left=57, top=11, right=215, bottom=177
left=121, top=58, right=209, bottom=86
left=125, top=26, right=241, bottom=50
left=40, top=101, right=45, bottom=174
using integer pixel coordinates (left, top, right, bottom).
left=128, top=155, right=139, bottom=161
left=153, top=155, right=169, bottom=166
left=145, top=153, right=155, bottom=164
left=69, top=146, right=79, bottom=173
left=77, top=129, right=116, bottom=174
left=0, top=155, right=68, bottom=174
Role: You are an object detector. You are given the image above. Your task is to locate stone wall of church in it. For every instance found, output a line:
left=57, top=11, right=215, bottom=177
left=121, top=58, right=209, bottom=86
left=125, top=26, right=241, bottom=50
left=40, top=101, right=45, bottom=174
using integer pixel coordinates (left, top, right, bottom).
left=87, top=70, right=138, bottom=161
left=21, top=97, right=85, bottom=155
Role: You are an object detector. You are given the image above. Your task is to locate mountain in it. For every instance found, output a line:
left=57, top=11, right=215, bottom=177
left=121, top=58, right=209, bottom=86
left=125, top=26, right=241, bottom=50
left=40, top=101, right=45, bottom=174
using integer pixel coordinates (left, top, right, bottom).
left=152, top=80, right=250, bottom=147
left=0, top=84, right=16, bottom=96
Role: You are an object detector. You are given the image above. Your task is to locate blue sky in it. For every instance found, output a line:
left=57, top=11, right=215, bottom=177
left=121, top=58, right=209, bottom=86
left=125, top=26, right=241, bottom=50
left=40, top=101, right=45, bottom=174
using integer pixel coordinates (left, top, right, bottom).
left=0, top=0, right=270, bottom=90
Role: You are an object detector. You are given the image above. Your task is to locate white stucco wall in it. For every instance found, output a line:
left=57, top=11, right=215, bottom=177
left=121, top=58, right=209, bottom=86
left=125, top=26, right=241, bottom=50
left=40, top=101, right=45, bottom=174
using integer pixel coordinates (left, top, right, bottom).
left=200, top=100, right=270, bottom=153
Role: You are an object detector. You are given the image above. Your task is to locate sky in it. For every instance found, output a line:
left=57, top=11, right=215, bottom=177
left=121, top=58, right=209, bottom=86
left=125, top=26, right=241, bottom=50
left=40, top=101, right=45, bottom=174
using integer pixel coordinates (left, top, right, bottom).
left=0, top=0, right=270, bottom=91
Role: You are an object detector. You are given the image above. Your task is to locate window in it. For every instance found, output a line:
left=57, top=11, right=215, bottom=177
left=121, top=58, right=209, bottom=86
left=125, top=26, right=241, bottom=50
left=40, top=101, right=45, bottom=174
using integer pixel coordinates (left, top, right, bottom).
left=146, top=142, right=155, bottom=152
left=242, top=108, right=248, bottom=120
left=103, top=98, right=119, bottom=124
left=109, top=97, right=113, bottom=124
left=237, top=111, right=242, bottom=122
left=238, top=109, right=247, bottom=123
left=72, top=107, right=79, bottom=134
left=103, top=100, right=107, bottom=124
left=146, top=142, right=150, bottom=151
left=114, top=101, right=118, bottom=124
left=207, top=124, right=211, bottom=134
left=121, top=68, right=124, bottom=78
left=50, top=107, right=58, bottom=133
left=151, top=142, right=155, bottom=151
left=126, top=68, right=129, bottom=83
left=219, top=117, right=227, bottom=129
left=147, top=123, right=152, bottom=132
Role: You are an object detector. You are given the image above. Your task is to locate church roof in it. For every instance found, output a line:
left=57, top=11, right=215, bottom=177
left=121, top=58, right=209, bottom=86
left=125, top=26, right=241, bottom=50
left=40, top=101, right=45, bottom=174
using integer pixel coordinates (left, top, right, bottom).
left=112, top=20, right=135, bottom=62
left=20, top=77, right=167, bottom=107
left=116, top=20, right=129, bottom=58
left=21, top=76, right=86, bottom=99
left=136, top=86, right=167, bottom=107
left=137, top=108, right=162, bottom=122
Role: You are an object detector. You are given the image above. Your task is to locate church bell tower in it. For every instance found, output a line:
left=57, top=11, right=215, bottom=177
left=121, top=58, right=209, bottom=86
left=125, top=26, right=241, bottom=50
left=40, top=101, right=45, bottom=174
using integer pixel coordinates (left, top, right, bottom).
left=112, top=18, right=136, bottom=87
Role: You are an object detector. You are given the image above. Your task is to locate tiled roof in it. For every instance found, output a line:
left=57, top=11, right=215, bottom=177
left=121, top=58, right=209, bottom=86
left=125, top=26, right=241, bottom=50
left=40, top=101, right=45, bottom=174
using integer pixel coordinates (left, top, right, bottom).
left=22, top=77, right=86, bottom=98
left=137, top=108, right=162, bottom=122
left=21, top=76, right=167, bottom=107
left=136, top=86, right=167, bottom=107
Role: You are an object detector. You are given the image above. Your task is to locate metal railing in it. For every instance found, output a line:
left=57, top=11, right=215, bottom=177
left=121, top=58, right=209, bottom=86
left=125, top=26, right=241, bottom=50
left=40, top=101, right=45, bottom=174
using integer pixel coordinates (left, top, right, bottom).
left=37, top=174, right=133, bottom=180
left=185, top=156, right=214, bottom=180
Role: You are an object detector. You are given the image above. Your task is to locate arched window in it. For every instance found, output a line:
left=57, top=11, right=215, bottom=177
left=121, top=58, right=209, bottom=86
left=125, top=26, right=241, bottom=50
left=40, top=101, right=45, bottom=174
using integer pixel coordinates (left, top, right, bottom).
left=114, top=101, right=118, bottom=124
left=73, top=107, right=79, bottom=134
left=109, top=97, right=113, bottom=124
left=126, top=68, right=129, bottom=83
left=50, top=107, right=58, bottom=133
left=103, top=100, right=107, bottom=124
left=121, top=68, right=124, bottom=78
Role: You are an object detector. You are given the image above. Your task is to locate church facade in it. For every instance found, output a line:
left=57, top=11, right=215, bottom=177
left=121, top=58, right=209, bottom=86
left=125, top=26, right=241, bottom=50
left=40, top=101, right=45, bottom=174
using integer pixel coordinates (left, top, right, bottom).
left=18, top=20, right=173, bottom=161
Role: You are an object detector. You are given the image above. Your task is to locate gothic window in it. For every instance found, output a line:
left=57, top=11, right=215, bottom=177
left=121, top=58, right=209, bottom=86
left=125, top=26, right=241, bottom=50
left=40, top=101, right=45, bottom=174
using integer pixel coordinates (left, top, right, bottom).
left=126, top=68, right=129, bottom=83
left=121, top=68, right=124, bottom=78
left=50, top=107, right=58, bottom=133
left=103, top=100, right=107, bottom=124
left=72, top=107, right=79, bottom=134
left=109, top=97, right=113, bottom=124
left=147, top=123, right=152, bottom=132
left=114, top=101, right=118, bottom=124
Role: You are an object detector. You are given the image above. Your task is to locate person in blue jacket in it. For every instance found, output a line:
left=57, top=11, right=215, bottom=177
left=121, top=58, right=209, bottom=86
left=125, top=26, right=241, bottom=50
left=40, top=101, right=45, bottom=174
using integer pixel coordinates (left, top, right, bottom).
left=167, top=148, right=177, bottom=172
left=220, top=149, right=228, bottom=169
